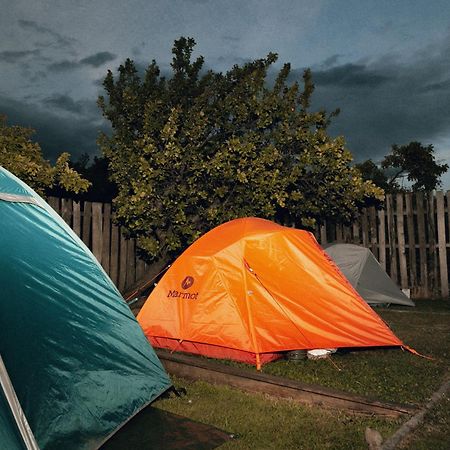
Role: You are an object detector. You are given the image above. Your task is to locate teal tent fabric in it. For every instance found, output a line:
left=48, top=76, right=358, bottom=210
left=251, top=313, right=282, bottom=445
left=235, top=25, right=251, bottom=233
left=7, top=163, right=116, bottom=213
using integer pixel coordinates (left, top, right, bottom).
left=0, top=167, right=171, bottom=450
left=0, top=387, right=26, bottom=450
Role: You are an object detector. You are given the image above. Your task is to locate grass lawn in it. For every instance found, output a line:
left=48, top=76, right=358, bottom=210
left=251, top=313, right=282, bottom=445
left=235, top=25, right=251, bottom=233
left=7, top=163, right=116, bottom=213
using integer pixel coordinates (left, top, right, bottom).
left=153, top=300, right=450, bottom=449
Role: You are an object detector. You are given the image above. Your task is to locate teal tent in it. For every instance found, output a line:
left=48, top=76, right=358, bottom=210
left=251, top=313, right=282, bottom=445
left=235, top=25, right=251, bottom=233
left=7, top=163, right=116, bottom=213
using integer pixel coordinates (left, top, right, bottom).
left=0, top=167, right=171, bottom=450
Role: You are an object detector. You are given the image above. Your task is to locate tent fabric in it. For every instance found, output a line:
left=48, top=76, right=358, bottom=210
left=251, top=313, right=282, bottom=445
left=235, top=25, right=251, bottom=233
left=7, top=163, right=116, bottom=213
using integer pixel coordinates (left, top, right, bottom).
left=138, top=218, right=404, bottom=369
left=0, top=356, right=38, bottom=450
left=324, top=243, right=415, bottom=307
left=0, top=167, right=171, bottom=450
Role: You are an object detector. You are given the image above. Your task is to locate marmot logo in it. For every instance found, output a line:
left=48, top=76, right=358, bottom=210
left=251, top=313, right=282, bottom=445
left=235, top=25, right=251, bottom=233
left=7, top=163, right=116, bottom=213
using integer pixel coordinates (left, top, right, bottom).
left=181, top=276, right=194, bottom=290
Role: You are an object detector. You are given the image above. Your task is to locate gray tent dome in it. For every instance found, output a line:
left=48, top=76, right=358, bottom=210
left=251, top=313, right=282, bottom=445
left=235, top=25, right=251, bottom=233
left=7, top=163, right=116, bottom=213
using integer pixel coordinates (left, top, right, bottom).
left=324, top=243, right=414, bottom=307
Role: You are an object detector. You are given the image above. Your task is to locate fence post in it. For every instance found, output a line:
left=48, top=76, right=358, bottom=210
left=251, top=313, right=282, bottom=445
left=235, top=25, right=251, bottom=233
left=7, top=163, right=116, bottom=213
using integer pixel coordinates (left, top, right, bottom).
left=377, top=209, right=386, bottom=271
left=91, top=202, right=103, bottom=263
left=416, top=192, right=428, bottom=297
left=396, top=193, right=408, bottom=289
left=405, top=193, right=417, bottom=290
left=436, top=192, right=448, bottom=298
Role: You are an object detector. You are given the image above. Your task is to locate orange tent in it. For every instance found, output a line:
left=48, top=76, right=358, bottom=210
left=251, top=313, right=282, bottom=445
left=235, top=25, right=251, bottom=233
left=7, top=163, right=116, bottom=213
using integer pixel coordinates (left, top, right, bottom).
left=137, top=218, right=404, bottom=369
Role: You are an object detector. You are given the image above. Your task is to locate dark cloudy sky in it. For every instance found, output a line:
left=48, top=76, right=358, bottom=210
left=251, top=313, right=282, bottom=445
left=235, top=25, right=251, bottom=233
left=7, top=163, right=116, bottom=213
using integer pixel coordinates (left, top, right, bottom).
left=2, top=0, right=450, bottom=187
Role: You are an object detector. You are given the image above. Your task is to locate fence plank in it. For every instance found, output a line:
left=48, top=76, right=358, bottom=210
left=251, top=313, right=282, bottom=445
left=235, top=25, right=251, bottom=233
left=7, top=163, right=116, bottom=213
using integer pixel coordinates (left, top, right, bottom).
left=73, top=201, right=81, bottom=237
left=405, top=193, right=417, bottom=289
left=386, top=194, right=398, bottom=283
left=416, top=192, right=428, bottom=297
left=48, top=197, right=60, bottom=214
left=336, top=224, right=343, bottom=242
left=136, top=256, right=146, bottom=281
left=352, top=221, right=360, bottom=244
left=91, top=202, right=103, bottom=263
left=61, top=198, right=72, bottom=225
left=320, top=223, right=327, bottom=245
left=343, top=225, right=352, bottom=243
left=118, top=234, right=128, bottom=292
left=110, top=223, right=120, bottom=286
left=101, top=203, right=111, bottom=274
left=378, top=209, right=386, bottom=270
left=396, top=193, right=408, bottom=288
left=369, top=206, right=378, bottom=258
left=127, top=239, right=136, bottom=286
left=428, top=194, right=438, bottom=297
left=82, top=202, right=92, bottom=248
left=361, top=209, right=369, bottom=248
left=436, top=191, right=448, bottom=298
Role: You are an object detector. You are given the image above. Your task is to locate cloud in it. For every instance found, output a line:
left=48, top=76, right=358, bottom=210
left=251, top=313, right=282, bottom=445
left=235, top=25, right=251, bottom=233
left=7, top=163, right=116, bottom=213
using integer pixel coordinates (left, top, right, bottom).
left=42, top=94, right=98, bottom=116
left=18, top=19, right=76, bottom=49
left=0, top=49, right=40, bottom=63
left=47, top=60, right=79, bottom=72
left=0, top=95, right=107, bottom=161
left=302, top=40, right=450, bottom=162
left=313, top=63, right=390, bottom=88
left=47, top=51, right=117, bottom=73
left=79, top=51, right=116, bottom=67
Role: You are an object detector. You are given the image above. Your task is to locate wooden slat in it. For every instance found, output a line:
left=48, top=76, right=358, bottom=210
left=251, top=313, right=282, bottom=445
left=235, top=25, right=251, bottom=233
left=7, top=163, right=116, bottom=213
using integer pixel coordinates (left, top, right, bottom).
left=369, top=206, right=378, bottom=258
left=343, top=225, right=352, bottom=243
left=352, top=221, right=360, bottom=244
left=82, top=201, right=92, bottom=247
left=47, top=197, right=60, bottom=214
left=91, top=202, right=103, bottom=263
left=136, top=256, right=146, bottom=281
left=320, top=222, right=327, bottom=245
left=110, top=223, right=120, bottom=286
left=447, top=191, right=450, bottom=247
left=428, top=194, right=438, bottom=297
left=118, top=234, right=128, bottom=292
left=336, top=224, right=343, bottom=242
left=101, top=203, right=111, bottom=274
left=313, top=223, right=320, bottom=241
left=436, top=191, right=448, bottom=298
left=361, top=209, right=369, bottom=248
left=61, top=198, right=72, bottom=225
left=126, top=238, right=136, bottom=287
left=416, top=192, right=428, bottom=297
left=377, top=209, right=386, bottom=270
left=404, top=193, right=417, bottom=290
left=156, top=350, right=416, bottom=418
left=386, top=194, right=398, bottom=283
left=396, top=193, right=408, bottom=288
left=72, top=201, right=81, bottom=237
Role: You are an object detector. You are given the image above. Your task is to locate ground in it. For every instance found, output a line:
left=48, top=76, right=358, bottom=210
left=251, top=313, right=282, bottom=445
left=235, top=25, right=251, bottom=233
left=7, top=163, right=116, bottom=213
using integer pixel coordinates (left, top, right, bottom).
left=153, top=300, right=450, bottom=449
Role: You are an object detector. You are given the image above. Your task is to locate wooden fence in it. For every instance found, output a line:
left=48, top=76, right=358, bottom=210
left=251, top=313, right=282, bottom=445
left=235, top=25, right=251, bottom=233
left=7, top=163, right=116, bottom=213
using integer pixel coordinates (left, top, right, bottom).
left=48, top=191, right=450, bottom=299
left=47, top=197, right=149, bottom=294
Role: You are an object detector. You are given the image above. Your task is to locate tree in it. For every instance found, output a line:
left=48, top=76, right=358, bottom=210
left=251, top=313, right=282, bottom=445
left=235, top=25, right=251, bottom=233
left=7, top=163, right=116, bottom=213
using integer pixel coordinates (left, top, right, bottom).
left=354, top=159, right=390, bottom=192
left=98, top=37, right=382, bottom=262
left=0, top=115, right=90, bottom=195
left=48, top=154, right=117, bottom=202
left=356, top=142, right=448, bottom=193
left=381, top=141, right=448, bottom=191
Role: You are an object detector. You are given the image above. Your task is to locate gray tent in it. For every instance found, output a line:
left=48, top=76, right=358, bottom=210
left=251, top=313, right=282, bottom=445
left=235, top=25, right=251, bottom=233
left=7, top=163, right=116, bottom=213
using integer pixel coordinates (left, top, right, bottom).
left=324, top=243, right=415, bottom=307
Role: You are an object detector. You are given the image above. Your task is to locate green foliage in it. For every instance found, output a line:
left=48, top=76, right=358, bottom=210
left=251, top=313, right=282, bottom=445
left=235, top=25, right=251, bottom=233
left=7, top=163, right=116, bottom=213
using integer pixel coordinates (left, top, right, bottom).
left=98, top=37, right=382, bottom=261
left=48, top=153, right=117, bottom=202
left=382, top=141, right=448, bottom=191
left=0, top=115, right=90, bottom=195
left=355, top=159, right=390, bottom=192
left=357, top=142, right=448, bottom=193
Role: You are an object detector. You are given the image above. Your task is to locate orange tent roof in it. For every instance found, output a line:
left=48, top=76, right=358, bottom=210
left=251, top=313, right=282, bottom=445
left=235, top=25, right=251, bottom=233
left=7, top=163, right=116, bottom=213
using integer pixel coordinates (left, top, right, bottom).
left=137, top=218, right=403, bottom=368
